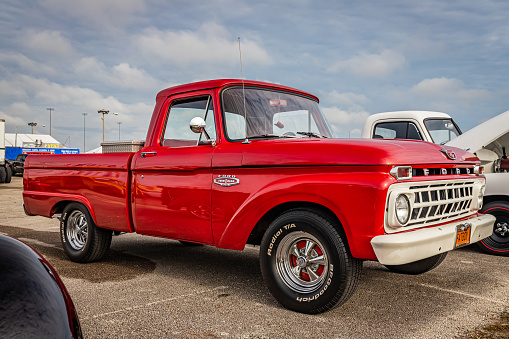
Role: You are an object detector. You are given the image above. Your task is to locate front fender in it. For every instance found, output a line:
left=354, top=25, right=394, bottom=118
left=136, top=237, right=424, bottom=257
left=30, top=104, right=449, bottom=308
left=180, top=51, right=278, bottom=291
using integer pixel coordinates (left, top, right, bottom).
left=215, top=170, right=393, bottom=260
left=484, top=173, right=509, bottom=197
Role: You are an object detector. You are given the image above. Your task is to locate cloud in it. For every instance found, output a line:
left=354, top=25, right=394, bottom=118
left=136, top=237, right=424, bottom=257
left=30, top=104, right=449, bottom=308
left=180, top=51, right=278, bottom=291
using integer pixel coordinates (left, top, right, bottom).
left=1, top=75, right=152, bottom=123
left=321, top=106, right=370, bottom=137
left=74, top=57, right=164, bottom=90
left=20, top=76, right=135, bottom=114
left=319, top=90, right=371, bottom=137
left=0, top=80, right=28, bottom=100
left=0, top=74, right=154, bottom=147
left=322, top=106, right=370, bottom=126
left=0, top=103, right=33, bottom=128
left=0, top=53, right=57, bottom=77
left=40, top=0, right=145, bottom=27
left=409, top=77, right=490, bottom=102
left=329, top=49, right=406, bottom=77
left=325, top=90, right=368, bottom=107
left=135, top=22, right=272, bottom=66
left=23, top=30, right=74, bottom=57
left=384, top=77, right=495, bottom=117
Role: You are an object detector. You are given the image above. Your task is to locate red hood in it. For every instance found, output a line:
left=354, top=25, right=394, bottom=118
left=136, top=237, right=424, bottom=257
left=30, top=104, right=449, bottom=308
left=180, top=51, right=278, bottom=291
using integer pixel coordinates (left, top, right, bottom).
left=241, top=138, right=479, bottom=167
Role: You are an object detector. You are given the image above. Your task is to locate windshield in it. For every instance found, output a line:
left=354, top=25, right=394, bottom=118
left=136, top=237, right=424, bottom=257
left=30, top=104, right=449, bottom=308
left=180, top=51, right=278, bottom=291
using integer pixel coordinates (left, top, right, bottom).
left=424, top=119, right=462, bottom=145
left=222, top=87, right=333, bottom=140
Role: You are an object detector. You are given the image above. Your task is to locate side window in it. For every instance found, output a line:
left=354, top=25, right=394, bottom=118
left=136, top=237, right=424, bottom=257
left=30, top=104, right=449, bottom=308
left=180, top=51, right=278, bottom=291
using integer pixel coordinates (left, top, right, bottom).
left=162, top=97, right=216, bottom=147
left=407, top=123, right=423, bottom=140
left=373, top=122, right=407, bottom=139
left=373, top=121, right=423, bottom=140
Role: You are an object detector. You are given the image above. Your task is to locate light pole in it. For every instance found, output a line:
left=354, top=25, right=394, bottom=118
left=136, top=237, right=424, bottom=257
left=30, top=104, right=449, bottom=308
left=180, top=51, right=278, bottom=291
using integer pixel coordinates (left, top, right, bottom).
left=98, top=109, right=109, bottom=142
left=117, top=122, right=122, bottom=140
left=46, top=108, right=54, bottom=135
left=82, top=113, right=88, bottom=152
left=97, top=110, right=119, bottom=142
left=28, top=122, right=37, bottom=134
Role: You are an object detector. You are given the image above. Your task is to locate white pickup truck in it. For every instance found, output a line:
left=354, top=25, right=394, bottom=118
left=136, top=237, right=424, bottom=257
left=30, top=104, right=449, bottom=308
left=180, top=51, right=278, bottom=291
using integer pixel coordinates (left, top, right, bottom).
left=362, top=110, right=509, bottom=256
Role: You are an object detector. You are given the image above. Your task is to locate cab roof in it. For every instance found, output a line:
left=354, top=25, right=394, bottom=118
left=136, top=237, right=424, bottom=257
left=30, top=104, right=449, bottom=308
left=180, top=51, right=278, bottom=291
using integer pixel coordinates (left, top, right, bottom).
left=366, top=111, right=452, bottom=124
left=156, top=79, right=319, bottom=102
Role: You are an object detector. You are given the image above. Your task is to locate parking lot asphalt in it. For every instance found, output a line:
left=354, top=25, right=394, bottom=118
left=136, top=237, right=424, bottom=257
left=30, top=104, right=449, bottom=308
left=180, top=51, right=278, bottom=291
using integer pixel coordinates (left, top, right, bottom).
left=1, top=176, right=508, bottom=338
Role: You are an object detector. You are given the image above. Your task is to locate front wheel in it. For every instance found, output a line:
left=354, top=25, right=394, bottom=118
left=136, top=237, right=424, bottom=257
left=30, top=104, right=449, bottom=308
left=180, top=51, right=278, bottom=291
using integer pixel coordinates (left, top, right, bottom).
left=384, top=252, right=447, bottom=275
left=60, top=203, right=112, bottom=263
left=476, top=201, right=509, bottom=256
left=260, top=209, right=362, bottom=314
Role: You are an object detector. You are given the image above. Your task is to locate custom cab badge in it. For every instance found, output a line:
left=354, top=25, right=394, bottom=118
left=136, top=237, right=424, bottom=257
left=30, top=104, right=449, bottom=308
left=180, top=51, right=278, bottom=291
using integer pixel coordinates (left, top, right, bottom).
left=214, top=175, right=240, bottom=187
left=440, top=149, right=457, bottom=160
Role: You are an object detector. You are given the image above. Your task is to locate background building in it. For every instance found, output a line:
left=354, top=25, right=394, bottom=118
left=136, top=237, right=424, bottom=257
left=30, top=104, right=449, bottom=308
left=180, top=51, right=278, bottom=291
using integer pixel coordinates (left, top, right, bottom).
left=5, top=133, right=80, bottom=158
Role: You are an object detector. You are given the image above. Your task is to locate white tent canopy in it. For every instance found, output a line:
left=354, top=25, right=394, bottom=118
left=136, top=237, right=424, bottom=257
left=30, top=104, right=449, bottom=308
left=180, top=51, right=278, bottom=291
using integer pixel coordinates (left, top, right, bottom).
left=86, top=146, right=102, bottom=153
left=5, top=133, right=61, bottom=148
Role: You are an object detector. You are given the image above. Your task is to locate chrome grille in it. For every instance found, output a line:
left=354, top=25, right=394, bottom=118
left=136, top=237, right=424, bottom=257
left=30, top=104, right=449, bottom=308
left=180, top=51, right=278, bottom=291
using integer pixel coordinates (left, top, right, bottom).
left=408, top=181, right=475, bottom=226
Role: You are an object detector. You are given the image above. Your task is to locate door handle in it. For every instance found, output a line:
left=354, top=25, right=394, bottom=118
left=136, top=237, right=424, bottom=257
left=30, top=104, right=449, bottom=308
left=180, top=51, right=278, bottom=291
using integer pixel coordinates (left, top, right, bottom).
left=140, top=151, right=157, bottom=158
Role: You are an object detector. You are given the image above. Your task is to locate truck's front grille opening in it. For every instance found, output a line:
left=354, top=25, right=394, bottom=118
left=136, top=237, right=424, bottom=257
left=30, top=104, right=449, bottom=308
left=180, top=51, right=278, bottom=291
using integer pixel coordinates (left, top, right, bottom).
left=412, top=167, right=475, bottom=176
left=407, top=180, right=475, bottom=226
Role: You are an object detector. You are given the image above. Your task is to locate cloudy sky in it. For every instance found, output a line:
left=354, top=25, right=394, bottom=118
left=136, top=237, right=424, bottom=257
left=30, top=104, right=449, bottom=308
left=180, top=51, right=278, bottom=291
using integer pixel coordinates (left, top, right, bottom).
left=1, top=0, right=508, bottom=151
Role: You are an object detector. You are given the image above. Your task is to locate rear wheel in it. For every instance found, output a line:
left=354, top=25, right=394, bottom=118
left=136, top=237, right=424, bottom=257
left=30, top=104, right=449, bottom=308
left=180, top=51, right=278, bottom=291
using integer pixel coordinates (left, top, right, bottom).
left=476, top=201, right=509, bottom=256
left=60, top=203, right=112, bottom=262
left=384, top=253, right=447, bottom=275
left=260, top=208, right=362, bottom=314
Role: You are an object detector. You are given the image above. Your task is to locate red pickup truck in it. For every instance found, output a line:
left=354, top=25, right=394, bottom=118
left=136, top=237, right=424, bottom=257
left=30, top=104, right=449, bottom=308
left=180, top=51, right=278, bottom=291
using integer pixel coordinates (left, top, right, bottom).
left=23, top=79, right=495, bottom=314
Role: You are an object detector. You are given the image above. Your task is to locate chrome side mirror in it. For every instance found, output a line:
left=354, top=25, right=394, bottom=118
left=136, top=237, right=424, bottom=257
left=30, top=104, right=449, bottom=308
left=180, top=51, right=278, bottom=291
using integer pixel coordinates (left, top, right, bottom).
left=189, top=117, right=216, bottom=147
left=190, top=117, right=206, bottom=133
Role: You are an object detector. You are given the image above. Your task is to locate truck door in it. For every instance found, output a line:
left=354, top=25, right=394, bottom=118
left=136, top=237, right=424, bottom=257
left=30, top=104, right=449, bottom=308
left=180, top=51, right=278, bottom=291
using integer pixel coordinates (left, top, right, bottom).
left=132, top=95, right=217, bottom=244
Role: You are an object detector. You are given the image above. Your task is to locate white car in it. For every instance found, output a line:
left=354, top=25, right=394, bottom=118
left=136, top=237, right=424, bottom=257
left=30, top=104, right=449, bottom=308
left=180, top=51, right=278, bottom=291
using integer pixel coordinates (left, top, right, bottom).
left=362, top=110, right=509, bottom=256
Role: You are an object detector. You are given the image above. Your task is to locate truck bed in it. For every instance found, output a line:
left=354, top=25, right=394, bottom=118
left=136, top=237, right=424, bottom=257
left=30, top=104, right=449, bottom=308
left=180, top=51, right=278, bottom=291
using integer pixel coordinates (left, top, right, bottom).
left=23, top=153, right=135, bottom=232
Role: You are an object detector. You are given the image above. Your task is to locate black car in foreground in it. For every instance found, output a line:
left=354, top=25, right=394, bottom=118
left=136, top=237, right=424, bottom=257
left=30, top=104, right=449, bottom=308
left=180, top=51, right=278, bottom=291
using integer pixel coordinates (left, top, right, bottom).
left=0, top=234, right=82, bottom=338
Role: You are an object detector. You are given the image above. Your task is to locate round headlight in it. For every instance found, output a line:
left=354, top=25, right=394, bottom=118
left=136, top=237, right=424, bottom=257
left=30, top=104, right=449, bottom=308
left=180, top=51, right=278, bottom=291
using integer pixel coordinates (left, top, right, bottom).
left=395, top=194, right=410, bottom=225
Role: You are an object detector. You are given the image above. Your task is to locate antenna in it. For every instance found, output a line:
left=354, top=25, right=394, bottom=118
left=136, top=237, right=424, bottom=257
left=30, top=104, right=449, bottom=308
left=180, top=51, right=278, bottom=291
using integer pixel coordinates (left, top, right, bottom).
left=238, top=37, right=250, bottom=144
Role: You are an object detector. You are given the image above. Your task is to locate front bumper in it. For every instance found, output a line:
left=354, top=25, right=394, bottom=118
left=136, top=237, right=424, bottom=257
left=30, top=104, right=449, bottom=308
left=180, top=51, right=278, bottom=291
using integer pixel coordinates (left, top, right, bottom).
left=371, top=214, right=495, bottom=265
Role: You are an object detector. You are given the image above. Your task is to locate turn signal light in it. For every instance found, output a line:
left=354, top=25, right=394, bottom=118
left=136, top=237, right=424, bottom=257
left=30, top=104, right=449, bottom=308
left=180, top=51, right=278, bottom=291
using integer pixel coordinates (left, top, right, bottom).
left=390, top=166, right=412, bottom=180
left=474, top=165, right=484, bottom=175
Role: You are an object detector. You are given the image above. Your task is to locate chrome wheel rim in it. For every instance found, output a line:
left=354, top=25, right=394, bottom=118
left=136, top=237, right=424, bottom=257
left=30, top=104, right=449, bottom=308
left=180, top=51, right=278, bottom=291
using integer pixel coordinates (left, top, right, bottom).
left=494, top=221, right=509, bottom=238
left=275, top=231, right=329, bottom=293
left=66, top=210, right=88, bottom=250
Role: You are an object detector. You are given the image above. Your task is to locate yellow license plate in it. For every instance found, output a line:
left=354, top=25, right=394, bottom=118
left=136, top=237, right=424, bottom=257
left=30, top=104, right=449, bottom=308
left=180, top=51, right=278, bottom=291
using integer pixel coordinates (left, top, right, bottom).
left=455, top=224, right=471, bottom=248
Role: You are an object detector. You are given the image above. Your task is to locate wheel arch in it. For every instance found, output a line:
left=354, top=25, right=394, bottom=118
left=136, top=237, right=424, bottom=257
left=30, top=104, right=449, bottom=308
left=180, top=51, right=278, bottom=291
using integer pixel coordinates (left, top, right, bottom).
left=246, top=201, right=352, bottom=251
left=23, top=191, right=98, bottom=223
left=216, top=192, right=356, bottom=253
left=51, top=197, right=98, bottom=224
left=483, top=195, right=509, bottom=205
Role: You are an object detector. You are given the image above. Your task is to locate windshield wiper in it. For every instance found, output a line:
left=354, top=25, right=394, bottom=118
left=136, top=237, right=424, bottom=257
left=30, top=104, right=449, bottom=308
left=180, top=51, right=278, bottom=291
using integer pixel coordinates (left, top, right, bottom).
left=297, top=131, right=328, bottom=138
left=248, top=134, right=297, bottom=140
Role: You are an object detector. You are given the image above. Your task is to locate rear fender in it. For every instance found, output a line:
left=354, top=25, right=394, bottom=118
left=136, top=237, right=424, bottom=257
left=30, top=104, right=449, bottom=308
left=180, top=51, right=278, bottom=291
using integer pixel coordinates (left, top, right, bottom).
left=23, top=191, right=97, bottom=224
